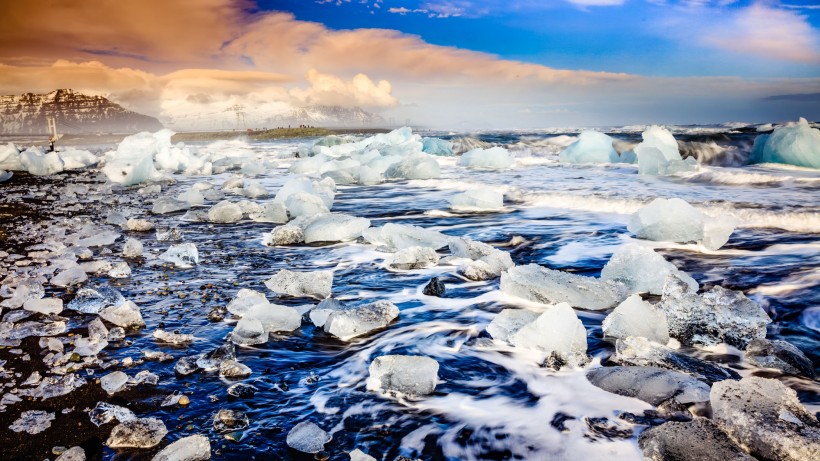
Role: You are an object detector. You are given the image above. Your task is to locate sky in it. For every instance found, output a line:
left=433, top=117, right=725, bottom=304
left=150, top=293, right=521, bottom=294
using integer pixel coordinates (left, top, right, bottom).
left=0, top=0, right=818, bottom=129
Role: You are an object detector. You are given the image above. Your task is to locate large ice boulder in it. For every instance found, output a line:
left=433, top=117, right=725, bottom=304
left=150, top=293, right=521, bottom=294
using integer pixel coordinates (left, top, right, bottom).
left=586, top=366, right=710, bottom=405
left=750, top=118, right=820, bottom=169
left=384, top=153, right=440, bottom=180
left=160, top=243, right=199, bottom=269
left=422, top=137, right=453, bottom=156
left=508, top=302, right=589, bottom=367
left=21, top=149, right=65, bottom=176
left=303, top=213, right=371, bottom=243
left=264, top=269, right=332, bottom=299
left=243, top=302, right=301, bottom=334
left=635, top=126, right=698, bottom=175
left=602, top=295, right=670, bottom=344
left=458, top=147, right=513, bottom=169
left=285, top=192, right=330, bottom=218
left=59, top=147, right=99, bottom=170
left=448, top=237, right=513, bottom=281
left=711, top=377, right=820, bottom=461
left=486, top=309, right=539, bottom=343
left=310, top=299, right=399, bottom=341
left=601, top=243, right=698, bottom=295
left=500, top=264, right=626, bottom=310
left=151, top=434, right=211, bottom=461
left=658, top=275, right=770, bottom=348
left=208, top=201, right=243, bottom=223
left=559, top=131, right=619, bottom=164
left=102, top=131, right=164, bottom=185
left=367, top=355, right=439, bottom=396
left=628, top=198, right=735, bottom=250
left=386, top=246, right=440, bottom=270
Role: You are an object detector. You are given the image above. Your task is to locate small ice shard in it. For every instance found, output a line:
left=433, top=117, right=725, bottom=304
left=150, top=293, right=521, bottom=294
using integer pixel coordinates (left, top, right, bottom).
left=285, top=192, right=330, bottom=218
left=628, top=198, right=735, bottom=250
left=106, top=418, right=168, bottom=448
left=244, top=302, right=302, bottom=333
left=73, top=336, right=108, bottom=356
left=196, top=343, right=236, bottom=371
left=55, top=446, right=86, bottom=461
left=486, top=308, right=539, bottom=343
left=230, top=317, right=268, bottom=345
left=226, top=289, right=269, bottom=316
left=286, top=421, right=331, bottom=454
left=1, top=278, right=44, bottom=308
left=423, top=277, right=445, bottom=297
left=449, top=189, right=504, bottom=211
left=243, top=180, right=268, bottom=198
left=313, top=299, right=400, bottom=341
left=602, top=295, right=670, bottom=344
left=711, top=377, right=820, bottom=461
left=384, top=153, right=441, bottom=179
left=264, top=269, right=332, bottom=299
left=509, top=303, right=589, bottom=367
left=101, top=371, right=129, bottom=395
left=559, top=131, right=619, bottom=164
left=458, top=147, right=513, bottom=169
left=208, top=201, right=243, bottom=223
left=501, top=264, right=626, bottom=310
left=749, top=118, right=820, bottom=169
left=51, top=267, right=88, bottom=287
left=303, top=213, right=371, bottom=243
left=387, top=246, right=440, bottom=270
left=367, top=355, right=439, bottom=396
left=639, top=418, right=755, bottom=461
left=586, top=366, right=710, bottom=406
left=219, top=359, right=252, bottom=378
left=126, top=218, right=155, bottom=232
left=151, top=434, right=211, bottom=461
left=23, top=298, right=63, bottom=315
left=658, top=275, right=770, bottom=348
left=152, top=198, right=191, bottom=215
left=67, top=286, right=125, bottom=314
left=89, top=402, right=137, bottom=426
left=5, top=320, right=67, bottom=340
left=160, top=243, right=199, bottom=268
left=213, top=409, right=249, bottom=433
left=362, top=223, right=451, bottom=250
left=745, top=338, right=815, bottom=379
left=153, top=329, right=195, bottom=344
left=614, top=336, right=740, bottom=383
left=108, top=261, right=131, bottom=278
left=600, top=244, right=698, bottom=295
left=100, top=300, right=145, bottom=328
left=9, top=410, right=55, bottom=434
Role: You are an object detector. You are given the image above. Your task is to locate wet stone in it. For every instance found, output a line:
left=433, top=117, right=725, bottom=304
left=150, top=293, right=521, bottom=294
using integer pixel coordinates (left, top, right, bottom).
left=213, top=409, right=249, bottom=433
left=422, top=277, right=446, bottom=297
left=106, top=417, right=168, bottom=448
left=745, top=338, right=815, bottom=379
left=227, top=383, right=258, bottom=399
left=639, top=418, right=755, bottom=461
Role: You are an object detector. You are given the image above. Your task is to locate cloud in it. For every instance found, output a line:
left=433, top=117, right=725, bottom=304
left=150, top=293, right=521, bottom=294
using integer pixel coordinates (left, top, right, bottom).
left=700, top=3, right=820, bottom=63
left=289, top=69, right=398, bottom=108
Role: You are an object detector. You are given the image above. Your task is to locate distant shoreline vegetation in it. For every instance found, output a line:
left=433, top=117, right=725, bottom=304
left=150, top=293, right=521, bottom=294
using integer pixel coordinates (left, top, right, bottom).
left=171, top=127, right=391, bottom=143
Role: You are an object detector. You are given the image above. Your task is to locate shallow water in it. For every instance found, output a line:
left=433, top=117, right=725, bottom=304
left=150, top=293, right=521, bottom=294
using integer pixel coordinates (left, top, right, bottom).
left=1, top=129, right=819, bottom=460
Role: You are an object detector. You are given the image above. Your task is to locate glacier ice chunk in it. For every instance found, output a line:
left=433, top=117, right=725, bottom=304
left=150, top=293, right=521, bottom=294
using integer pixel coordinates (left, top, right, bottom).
left=458, top=147, right=513, bottom=169
left=449, top=189, right=503, bottom=211
left=559, top=131, right=619, bottom=164
left=23, top=298, right=63, bottom=315
left=226, top=289, right=269, bottom=317
left=384, top=153, right=441, bottom=180
left=367, top=355, right=439, bottom=396
left=286, top=421, right=331, bottom=454
left=509, top=302, right=588, bottom=366
left=422, top=137, right=453, bottom=156
left=151, top=434, right=211, bottom=461
left=628, top=198, right=735, bottom=250
left=602, top=295, right=670, bottom=344
left=486, top=309, right=539, bottom=343
left=230, top=317, right=267, bottom=346
left=500, top=264, right=626, bottom=310
left=106, top=418, right=167, bottom=448
left=100, top=300, right=145, bottom=328
left=601, top=243, right=697, bottom=295
left=101, top=371, right=129, bottom=395
left=207, top=201, right=243, bottom=223
left=160, top=243, right=199, bottom=268
left=303, top=213, right=371, bottom=243
left=387, top=246, right=440, bottom=270
left=21, top=149, right=65, bottom=176
left=264, top=269, right=332, bottom=299
left=312, top=299, right=399, bottom=341
left=362, top=223, right=451, bottom=250
left=614, top=336, right=740, bottom=383
left=749, top=118, right=820, bottom=169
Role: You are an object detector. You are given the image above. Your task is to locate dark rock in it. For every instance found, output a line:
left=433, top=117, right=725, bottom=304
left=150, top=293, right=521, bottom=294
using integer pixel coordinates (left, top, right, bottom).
left=639, top=418, right=755, bottom=461
left=423, top=277, right=446, bottom=297
left=745, top=338, right=815, bottom=379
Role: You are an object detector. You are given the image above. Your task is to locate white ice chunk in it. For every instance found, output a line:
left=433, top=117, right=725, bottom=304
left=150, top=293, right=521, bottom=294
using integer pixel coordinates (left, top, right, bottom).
left=509, top=303, right=588, bottom=366
left=244, top=302, right=302, bottom=333
left=362, top=223, right=451, bottom=250
left=264, top=269, right=332, bottom=299
left=23, top=298, right=63, bottom=315
left=367, top=355, right=439, bottom=396
left=601, top=243, right=697, bottom=295
left=314, top=299, right=400, bottom=341
left=458, top=147, right=513, bottom=169
left=100, top=300, right=145, bottom=328
left=387, top=246, right=440, bottom=270
left=123, top=238, right=144, bottom=258
left=160, top=243, right=199, bottom=268
left=21, top=149, right=64, bottom=176
left=208, top=201, right=243, bottom=223
left=286, top=421, right=331, bottom=454
left=285, top=192, right=330, bottom=218
left=151, top=434, right=211, bottom=461
left=126, top=218, right=155, bottom=232
left=750, top=118, right=820, bottom=169
left=628, top=198, right=735, bottom=250
left=51, top=267, right=88, bottom=287
left=602, top=295, right=670, bottom=344
left=559, top=131, right=619, bottom=164
left=9, top=410, right=55, bottom=434
left=101, top=371, right=129, bottom=395
left=243, top=180, right=268, bottom=198
left=303, top=214, right=371, bottom=243
left=384, top=153, right=441, bottom=179
left=249, top=201, right=288, bottom=224
left=106, top=418, right=168, bottom=448
left=227, top=289, right=269, bottom=316
left=501, top=264, right=626, bottom=310
left=231, top=317, right=268, bottom=346
left=486, top=309, right=539, bottom=343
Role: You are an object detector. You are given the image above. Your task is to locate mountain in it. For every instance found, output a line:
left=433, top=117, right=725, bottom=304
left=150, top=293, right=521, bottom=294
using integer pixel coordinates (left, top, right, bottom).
left=269, top=105, right=387, bottom=128
left=0, top=89, right=163, bottom=135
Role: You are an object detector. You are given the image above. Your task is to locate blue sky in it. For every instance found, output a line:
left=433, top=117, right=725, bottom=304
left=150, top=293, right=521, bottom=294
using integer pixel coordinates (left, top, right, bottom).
left=259, top=0, right=820, bottom=78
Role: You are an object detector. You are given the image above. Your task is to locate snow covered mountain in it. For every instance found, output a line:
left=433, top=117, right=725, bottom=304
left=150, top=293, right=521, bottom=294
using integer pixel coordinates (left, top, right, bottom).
left=0, top=89, right=163, bottom=135
left=269, top=105, right=387, bottom=127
